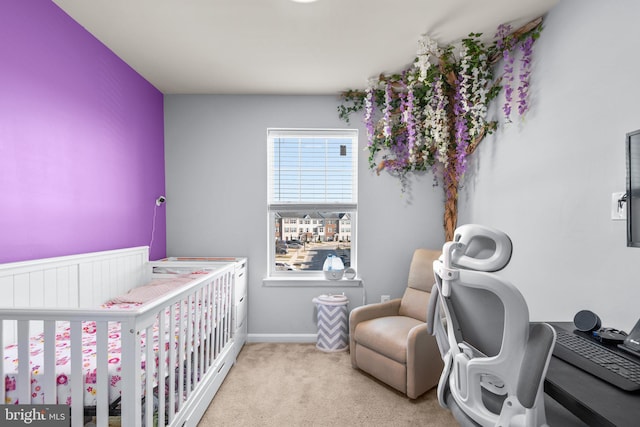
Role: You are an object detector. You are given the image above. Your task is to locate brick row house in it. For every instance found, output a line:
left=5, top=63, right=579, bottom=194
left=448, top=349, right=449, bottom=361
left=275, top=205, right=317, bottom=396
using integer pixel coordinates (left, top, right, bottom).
left=274, top=212, right=352, bottom=243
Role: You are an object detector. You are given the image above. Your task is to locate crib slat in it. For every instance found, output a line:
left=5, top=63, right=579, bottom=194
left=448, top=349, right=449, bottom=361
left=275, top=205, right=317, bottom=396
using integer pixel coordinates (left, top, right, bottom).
left=213, top=282, right=219, bottom=358
left=196, top=288, right=203, bottom=381
left=224, top=275, right=229, bottom=345
left=121, top=318, right=142, bottom=427
left=227, top=272, right=233, bottom=344
left=186, top=294, right=193, bottom=398
left=221, top=276, right=226, bottom=347
left=178, top=299, right=186, bottom=408
left=157, top=309, right=166, bottom=427
left=202, top=285, right=208, bottom=368
left=144, top=323, right=154, bottom=427
left=96, top=321, right=109, bottom=427
left=227, top=272, right=232, bottom=345
left=223, top=275, right=228, bottom=347
left=17, top=320, right=31, bottom=405
left=216, top=279, right=222, bottom=357
left=70, top=320, right=83, bottom=427
left=207, top=281, right=213, bottom=366
left=43, top=321, right=57, bottom=404
left=207, top=281, right=213, bottom=365
left=168, top=303, right=177, bottom=423
left=224, top=274, right=229, bottom=348
left=0, top=321, right=5, bottom=405
left=205, top=282, right=212, bottom=366
left=193, top=290, right=199, bottom=384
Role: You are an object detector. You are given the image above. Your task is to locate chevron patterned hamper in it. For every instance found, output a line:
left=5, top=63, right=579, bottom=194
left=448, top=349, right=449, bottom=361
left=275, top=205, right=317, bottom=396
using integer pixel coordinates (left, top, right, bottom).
left=312, top=294, right=349, bottom=352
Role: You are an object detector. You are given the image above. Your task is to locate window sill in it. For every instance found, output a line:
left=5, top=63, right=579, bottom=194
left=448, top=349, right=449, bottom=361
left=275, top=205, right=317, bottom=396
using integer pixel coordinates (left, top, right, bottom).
left=262, top=276, right=362, bottom=287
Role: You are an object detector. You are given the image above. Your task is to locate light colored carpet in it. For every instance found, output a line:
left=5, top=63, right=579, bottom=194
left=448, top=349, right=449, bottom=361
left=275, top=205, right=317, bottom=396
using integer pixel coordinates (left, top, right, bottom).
left=198, top=343, right=458, bottom=426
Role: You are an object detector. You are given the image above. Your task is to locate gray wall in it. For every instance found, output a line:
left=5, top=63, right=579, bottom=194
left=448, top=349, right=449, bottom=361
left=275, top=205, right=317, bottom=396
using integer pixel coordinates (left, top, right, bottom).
left=166, top=0, right=640, bottom=338
left=458, top=0, right=640, bottom=331
left=164, top=95, right=444, bottom=338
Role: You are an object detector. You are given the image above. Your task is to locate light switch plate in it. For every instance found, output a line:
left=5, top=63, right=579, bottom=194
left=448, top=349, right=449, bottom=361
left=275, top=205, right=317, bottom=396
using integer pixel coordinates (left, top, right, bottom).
left=611, top=192, right=627, bottom=220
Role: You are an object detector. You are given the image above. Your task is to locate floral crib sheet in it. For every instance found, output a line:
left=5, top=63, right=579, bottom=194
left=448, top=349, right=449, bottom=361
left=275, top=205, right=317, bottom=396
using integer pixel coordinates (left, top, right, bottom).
left=2, top=274, right=223, bottom=407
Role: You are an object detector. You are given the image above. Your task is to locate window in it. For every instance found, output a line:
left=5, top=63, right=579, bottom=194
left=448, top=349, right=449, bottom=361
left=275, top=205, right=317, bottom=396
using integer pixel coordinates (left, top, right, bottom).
left=267, top=128, right=357, bottom=277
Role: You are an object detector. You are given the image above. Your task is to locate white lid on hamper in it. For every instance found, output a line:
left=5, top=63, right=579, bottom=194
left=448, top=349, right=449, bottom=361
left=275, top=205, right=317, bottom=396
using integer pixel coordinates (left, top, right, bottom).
left=313, top=294, right=348, bottom=305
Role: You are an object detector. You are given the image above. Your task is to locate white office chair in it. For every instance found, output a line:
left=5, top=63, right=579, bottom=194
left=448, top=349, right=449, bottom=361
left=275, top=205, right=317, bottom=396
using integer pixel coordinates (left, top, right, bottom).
left=427, top=224, right=558, bottom=427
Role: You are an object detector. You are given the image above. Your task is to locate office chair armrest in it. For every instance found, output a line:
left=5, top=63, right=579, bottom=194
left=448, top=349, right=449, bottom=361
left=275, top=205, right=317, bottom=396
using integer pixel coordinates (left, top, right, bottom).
left=517, top=322, right=556, bottom=408
left=496, top=325, right=555, bottom=427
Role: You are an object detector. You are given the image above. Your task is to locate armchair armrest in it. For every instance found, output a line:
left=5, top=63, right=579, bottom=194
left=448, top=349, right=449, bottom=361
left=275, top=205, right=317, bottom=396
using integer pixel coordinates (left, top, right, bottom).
left=406, top=323, right=444, bottom=398
left=349, top=299, right=401, bottom=366
left=350, top=299, right=402, bottom=325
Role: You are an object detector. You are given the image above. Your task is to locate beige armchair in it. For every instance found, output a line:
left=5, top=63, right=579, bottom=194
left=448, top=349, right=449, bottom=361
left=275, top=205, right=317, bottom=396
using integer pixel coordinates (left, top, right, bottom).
left=349, top=248, right=443, bottom=399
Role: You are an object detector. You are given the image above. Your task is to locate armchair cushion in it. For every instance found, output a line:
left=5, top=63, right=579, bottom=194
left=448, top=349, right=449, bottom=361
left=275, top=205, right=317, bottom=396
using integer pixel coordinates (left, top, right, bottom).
left=399, top=248, right=441, bottom=322
left=354, top=316, right=423, bottom=364
left=406, top=248, right=441, bottom=292
left=399, top=287, right=430, bottom=322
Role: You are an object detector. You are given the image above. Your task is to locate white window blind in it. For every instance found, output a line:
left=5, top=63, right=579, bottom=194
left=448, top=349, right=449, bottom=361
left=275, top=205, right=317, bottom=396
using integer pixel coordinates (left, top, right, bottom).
left=268, top=129, right=357, bottom=209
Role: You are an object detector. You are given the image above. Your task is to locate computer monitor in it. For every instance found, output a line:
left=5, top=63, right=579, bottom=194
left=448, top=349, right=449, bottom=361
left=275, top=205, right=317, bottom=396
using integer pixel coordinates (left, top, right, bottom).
left=626, top=129, right=640, bottom=247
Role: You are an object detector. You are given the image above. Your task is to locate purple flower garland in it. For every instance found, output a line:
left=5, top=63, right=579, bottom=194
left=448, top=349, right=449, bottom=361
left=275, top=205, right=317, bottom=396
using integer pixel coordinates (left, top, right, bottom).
left=502, top=49, right=515, bottom=120
left=453, top=75, right=470, bottom=182
left=401, top=79, right=418, bottom=166
left=364, top=84, right=376, bottom=146
left=495, top=24, right=514, bottom=121
left=496, top=23, right=537, bottom=120
left=383, top=81, right=393, bottom=139
left=518, top=35, right=534, bottom=115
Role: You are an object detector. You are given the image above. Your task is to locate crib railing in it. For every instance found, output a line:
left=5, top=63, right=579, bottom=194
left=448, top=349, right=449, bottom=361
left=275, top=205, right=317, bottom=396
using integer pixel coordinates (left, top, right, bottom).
left=0, top=264, right=235, bottom=427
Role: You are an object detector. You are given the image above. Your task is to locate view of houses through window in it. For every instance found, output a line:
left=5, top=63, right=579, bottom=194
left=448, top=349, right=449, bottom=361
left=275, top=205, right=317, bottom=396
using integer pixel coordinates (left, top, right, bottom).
left=274, top=211, right=352, bottom=271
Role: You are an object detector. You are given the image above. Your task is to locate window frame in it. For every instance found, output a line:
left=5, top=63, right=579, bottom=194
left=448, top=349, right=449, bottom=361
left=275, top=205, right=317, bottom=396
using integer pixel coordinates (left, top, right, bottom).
left=266, top=128, right=358, bottom=282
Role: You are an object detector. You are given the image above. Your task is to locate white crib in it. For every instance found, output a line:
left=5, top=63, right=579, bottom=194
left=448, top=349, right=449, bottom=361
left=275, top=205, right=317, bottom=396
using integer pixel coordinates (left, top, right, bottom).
left=0, top=247, right=245, bottom=427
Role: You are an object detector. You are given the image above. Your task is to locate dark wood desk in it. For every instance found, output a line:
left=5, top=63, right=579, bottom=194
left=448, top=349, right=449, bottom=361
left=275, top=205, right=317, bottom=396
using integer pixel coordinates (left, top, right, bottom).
left=544, top=322, right=640, bottom=427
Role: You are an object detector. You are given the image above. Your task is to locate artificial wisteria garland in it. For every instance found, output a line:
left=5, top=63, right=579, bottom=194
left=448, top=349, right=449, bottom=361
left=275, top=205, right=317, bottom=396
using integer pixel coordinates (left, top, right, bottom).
left=518, top=35, right=535, bottom=115
left=337, top=18, right=543, bottom=191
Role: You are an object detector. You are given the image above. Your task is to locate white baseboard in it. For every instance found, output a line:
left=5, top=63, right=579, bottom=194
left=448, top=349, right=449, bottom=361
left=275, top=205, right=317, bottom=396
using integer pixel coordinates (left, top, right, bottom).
left=247, top=333, right=317, bottom=343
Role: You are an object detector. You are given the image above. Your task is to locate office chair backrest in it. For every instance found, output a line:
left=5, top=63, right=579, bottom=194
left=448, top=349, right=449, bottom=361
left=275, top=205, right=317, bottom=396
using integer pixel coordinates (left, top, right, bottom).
left=399, top=248, right=441, bottom=322
left=428, top=224, right=555, bottom=427
left=447, top=270, right=512, bottom=358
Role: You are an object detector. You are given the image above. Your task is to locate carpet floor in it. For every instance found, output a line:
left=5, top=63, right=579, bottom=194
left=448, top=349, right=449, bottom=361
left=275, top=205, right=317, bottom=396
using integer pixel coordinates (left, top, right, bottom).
left=198, top=343, right=458, bottom=426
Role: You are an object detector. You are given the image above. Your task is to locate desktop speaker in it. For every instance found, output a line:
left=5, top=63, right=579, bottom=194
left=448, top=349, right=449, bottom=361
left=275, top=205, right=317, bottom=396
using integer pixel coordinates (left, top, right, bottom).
left=574, top=310, right=602, bottom=332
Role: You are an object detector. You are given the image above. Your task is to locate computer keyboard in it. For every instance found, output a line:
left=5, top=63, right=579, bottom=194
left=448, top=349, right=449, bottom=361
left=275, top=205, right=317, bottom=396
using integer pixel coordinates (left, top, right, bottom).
left=552, top=326, right=640, bottom=391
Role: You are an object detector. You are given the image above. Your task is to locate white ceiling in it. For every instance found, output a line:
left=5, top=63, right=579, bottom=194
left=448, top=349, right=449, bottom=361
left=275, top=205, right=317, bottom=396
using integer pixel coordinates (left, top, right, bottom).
left=52, top=0, right=559, bottom=95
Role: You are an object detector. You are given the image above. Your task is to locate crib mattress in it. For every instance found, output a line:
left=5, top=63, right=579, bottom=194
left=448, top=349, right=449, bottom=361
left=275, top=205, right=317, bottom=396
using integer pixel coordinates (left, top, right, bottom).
left=2, top=275, right=219, bottom=407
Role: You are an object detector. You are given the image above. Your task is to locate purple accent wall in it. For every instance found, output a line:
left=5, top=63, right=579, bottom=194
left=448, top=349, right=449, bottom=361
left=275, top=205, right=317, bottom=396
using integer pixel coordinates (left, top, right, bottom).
left=0, top=1, right=166, bottom=263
